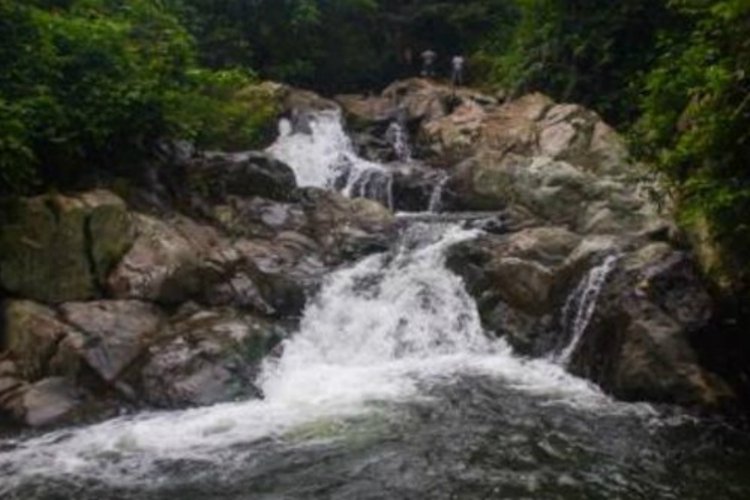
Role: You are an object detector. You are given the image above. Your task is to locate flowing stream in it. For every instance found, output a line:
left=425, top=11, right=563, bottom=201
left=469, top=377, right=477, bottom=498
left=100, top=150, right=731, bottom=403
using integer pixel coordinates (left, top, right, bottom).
left=2, top=113, right=750, bottom=499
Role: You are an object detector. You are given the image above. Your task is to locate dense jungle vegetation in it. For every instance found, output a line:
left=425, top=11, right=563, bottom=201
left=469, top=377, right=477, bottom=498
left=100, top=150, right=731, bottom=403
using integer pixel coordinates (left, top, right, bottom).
left=1, top=0, right=748, bottom=289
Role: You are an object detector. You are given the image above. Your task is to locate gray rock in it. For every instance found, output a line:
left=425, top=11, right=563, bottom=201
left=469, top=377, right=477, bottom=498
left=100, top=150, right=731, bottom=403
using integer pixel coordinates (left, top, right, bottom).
left=209, top=196, right=308, bottom=238
left=185, top=151, right=298, bottom=203
left=1, top=300, right=79, bottom=381
left=107, top=214, right=225, bottom=304
left=60, top=301, right=164, bottom=383
left=139, top=309, right=288, bottom=408
left=16, top=377, right=82, bottom=427
left=302, top=188, right=397, bottom=264
left=448, top=227, right=581, bottom=348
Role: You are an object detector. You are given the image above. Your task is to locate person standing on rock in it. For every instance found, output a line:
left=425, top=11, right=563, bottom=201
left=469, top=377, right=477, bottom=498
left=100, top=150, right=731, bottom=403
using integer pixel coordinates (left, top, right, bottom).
left=451, top=55, right=465, bottom=87
left=420, top=49, right=437, bottom=78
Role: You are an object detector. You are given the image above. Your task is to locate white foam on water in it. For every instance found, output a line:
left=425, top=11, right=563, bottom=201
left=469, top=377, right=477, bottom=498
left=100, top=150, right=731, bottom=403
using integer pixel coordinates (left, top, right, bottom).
left=0, top=224, right=644, bottom=490
left=267, top=110, right=393, bottom=208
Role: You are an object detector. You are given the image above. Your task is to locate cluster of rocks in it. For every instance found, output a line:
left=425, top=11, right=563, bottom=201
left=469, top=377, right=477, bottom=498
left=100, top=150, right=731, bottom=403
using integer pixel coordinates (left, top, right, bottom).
left=0, top=153, right=395, bottom=427
left=336, top=78, right=735, bottom=408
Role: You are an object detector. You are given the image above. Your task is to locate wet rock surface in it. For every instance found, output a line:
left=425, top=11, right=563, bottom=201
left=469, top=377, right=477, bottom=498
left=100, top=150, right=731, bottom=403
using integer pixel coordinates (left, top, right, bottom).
left=138, top=308, right=289, bottom=408
left=570, top=246, right=735, bottom=407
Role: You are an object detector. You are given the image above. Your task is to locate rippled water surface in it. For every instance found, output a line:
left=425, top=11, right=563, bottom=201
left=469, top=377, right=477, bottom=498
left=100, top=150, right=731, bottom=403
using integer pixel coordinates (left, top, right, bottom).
left=3, top=376, right=750, bottom=500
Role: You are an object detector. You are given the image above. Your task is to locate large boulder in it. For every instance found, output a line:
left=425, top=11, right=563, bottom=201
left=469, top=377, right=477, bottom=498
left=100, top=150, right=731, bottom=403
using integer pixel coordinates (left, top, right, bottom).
left=208, top=196, right=308, bottom=239
left=335, top=94, right=397, bottom=127
left=0, top=301, right=128, bottom=428
left=538, top=104, right=630, bottom=174
left=381, top=79, right=498, bottom=126
left=203, top=235, right=324, bottom=318
left=138, top=308, right=287, bottom=408
left=381, top=79, right=450, bottom=125
left=107, top=214, right=225, bottom=304
left=283, top=87, right=339, bottom=114
left=109, top=211, right=326, bottom=317
left=1, top=301, right=80, bottom=381
left=419, top=92, right=552, bottom=164
left=421, top=101, right=487, bottom=164
left=374, top=81, right=640, bottom=234
left=446, top=152, right=663, bottom=236
left=389, top=82, right=628, bottom=172
left=301, top=188, right=397, bottom=264
left=569, top=244, right=735, bottom=407
left=59, top=301, right=165, bottom=383
left=447, top=227, right=582, bottom=352
left=178, top=151, right=298, bottom=206
left=0, top=190, right=133, bottom=304
left=0, top=359, right=105, bottom=429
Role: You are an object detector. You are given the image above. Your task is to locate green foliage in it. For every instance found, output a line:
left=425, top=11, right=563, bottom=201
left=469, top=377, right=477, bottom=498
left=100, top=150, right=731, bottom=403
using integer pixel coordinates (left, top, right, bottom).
left=0, top=99, right=36, bottom=194
left=0, top=0, right=277, bottom=195
left=176, top=0, right=517, bottom=91
left=478, top=0, right=675, bottom=123
left=0, top=0, right=184, bottom=192
left=165, top=68, right=282, bottom=151
left=634, top=0, right=750, bottom=279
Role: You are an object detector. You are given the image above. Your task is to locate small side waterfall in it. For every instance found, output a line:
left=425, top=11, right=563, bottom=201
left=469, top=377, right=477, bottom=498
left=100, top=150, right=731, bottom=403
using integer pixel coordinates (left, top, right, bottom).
left=554, top=255, right=620, bottom=365
left=385, top=121, right=413, bottom=162
left=427, top=176, right=449, bottom=213
left=267, top=110, right=394, bottom=209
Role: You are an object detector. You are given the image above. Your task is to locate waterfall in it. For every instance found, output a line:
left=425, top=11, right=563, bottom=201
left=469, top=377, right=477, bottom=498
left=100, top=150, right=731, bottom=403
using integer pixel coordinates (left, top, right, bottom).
left=343, top=167, right=394, bottom=211
left=427, top=176, right=449, bottom=213
left=262, top=224, right=488, bottom=375
left=385, top=121, right=413, bottom=162
left=554, top=255, right=620, bottom=365
left=267, top=110, right=394, bottom=209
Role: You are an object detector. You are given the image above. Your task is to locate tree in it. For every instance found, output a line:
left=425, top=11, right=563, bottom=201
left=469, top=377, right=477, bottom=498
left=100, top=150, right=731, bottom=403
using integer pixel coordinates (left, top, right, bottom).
left=634, top=0, right=750, bottom=282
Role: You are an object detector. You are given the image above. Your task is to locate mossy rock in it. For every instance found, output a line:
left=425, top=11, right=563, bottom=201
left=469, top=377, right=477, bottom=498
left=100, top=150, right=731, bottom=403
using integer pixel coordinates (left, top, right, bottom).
left=0, top=190, right=134, bottom=304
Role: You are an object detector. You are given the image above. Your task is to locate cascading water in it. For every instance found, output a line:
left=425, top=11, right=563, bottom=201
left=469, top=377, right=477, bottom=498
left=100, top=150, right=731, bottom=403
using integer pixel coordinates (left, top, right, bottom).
left=267, top=110, right=394, bottom=208
left=554, top=254, right=620, bottom=365
left=427, top=176, right=449, bottom=213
